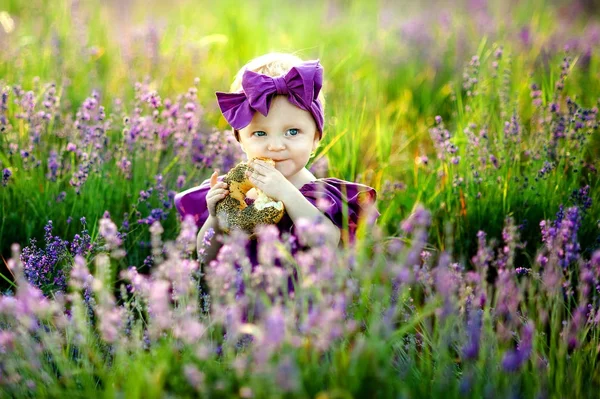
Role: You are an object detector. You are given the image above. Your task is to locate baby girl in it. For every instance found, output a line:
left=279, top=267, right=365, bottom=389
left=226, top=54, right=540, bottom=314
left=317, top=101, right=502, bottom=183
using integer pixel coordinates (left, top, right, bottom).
left=174, top=52, right=379, bottom=266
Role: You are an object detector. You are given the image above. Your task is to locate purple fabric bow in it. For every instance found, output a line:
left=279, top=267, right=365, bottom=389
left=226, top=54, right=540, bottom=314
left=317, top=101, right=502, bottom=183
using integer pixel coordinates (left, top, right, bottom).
left=215, top=59, right=324, bottom=133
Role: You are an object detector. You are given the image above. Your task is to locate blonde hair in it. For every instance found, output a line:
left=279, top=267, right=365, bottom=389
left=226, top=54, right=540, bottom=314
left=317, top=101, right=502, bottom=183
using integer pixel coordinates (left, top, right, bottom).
left=229, top=52, right=326, bottom=141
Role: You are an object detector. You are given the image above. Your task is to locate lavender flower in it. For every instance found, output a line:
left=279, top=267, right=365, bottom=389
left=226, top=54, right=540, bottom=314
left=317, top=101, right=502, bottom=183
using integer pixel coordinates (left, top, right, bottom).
left=55, top=191, right=67, bottom=203
left=137, top=208, right=168, bottom=225
left=117, top=157, right=132, bottom=179
left=276, top=356, right=301, bottom=393
left=183, top=364, right=205, bottom=392
left=530, top=83, right=543, bottom=107
left=400, top=206, right=431, bottom=234
left=176, top=174, right=186, bottom=189
left=463, top=55, right=480, bottom=97
left=309, top=155, right=329, bottom=178
left=541, top=206, right=581, bottom=269
left=494, top=268, right=521, bottom=326
left=257, top=225, right=281, bottom=267
left=146, top=279, right=172, bottom=340
left=20, top=221, right=70, bottom=294
left=429, top=116, right=459, bottom=162
left=501, top=322, right=534, bottom=372
left=472, top=230, right=492, bottom=275
left=99, top=216, right=126, bottom=258
left=197, top=227, right=215, bottom=265
left=176, top=214, right=199, bottom=257
left=462, top=309, right=483, bottom=360
left=46, top=150, right=60, bottom=181
left=570, top=185, right=592, bottom=211
left=295, top=217, right=330, bottom=248
left=2, top=168, right=11, bottom=186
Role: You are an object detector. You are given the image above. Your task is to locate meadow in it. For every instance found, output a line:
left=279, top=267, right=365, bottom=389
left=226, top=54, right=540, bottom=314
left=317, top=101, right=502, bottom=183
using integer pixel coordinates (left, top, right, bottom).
left=0, top=0, right=600, bottom=397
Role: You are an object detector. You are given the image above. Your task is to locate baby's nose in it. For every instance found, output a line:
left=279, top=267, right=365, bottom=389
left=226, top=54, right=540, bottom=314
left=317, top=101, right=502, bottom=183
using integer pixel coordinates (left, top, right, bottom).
left=267, top=141, right=286, bottom=151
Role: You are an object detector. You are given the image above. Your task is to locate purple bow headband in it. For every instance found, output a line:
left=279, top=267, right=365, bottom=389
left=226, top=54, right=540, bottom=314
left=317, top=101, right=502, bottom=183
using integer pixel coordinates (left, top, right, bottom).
left=215, top=59, right=324, bottom=134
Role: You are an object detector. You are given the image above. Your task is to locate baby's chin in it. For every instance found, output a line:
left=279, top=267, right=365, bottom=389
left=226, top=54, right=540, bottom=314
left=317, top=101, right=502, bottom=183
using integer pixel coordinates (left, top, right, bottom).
left=274, top=161, right=295, bottom=174
left=274, top=162, right=288, bottom=174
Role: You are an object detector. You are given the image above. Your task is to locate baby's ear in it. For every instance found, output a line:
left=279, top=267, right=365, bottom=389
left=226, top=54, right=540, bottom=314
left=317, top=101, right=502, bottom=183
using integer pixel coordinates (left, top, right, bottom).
left=312, top=132, right=321, bottom=151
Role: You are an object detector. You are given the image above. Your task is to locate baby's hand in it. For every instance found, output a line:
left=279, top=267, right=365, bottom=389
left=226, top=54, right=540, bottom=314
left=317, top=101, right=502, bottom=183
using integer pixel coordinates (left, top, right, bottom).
left=206, top=170, right=228, bottom=217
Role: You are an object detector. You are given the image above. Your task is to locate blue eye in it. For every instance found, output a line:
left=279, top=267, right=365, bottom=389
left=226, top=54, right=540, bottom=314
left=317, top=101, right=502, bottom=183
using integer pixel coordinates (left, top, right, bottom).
left=286, top=128, right=300, bottom=136
left=253, top=131, right=266, bottom=137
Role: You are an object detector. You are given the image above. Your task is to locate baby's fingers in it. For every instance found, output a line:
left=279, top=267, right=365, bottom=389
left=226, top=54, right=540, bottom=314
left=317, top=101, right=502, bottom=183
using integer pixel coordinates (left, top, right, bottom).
left=208, top=188, right=229, bottom=201
left=209, top=170, right=219, bottom=188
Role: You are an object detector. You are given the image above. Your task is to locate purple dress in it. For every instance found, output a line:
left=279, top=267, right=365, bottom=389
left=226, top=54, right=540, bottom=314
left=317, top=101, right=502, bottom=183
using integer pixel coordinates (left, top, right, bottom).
left=174, top=176, right=379, bottom=265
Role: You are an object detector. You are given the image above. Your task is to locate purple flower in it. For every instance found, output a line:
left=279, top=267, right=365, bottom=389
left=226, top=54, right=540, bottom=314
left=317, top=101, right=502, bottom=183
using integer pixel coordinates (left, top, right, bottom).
left=501, top=322, right=534, bottom=372
left=99, top=217, right=124, bottom=258
left=472, top=230, right=492, bottom=273
left=537, top=161, right=554, bottom=179
left=137, top=207, right=168, bottom=225
left=276, top=356, right=301, bottom=393
left=2, top=168, right=11, bottom=186
left=541, top=206, right=581, bottom=269
left=146, top=91, right=162, bottom=109
left=46, top=150, right=60, bottom=182
left=70, top=221, right=93, bottom=257
left=257, top=225, right=281, bottom=267
left=55, top=191, right=67, bottom=202
left=515, top=267, right=530, bottom=276
left=69, top=255, right=91, bottom=289
left=263, top=305, right=286, bottom=347
left=117, top=157, right=132, bottom=179
left=197, top=227, right=215, bottom=265
left=429, top=118, right=461, bottom=162
left=519, top=26, right=531, bottom=47
left=463, top=55, right=480, bottom=96
left=309, top=155, right=329, bottom=178
left=146, top=279, right=172, bottom=339
left=97, top=307, right=124, bottom=344
left=20, top=220, right=71, bottom=294
left=183, top=364, right=205, bottom=392
left=462, top=309, right=483, bottom=360
left=400, top=206, right=431, bottom=234
left=139, top=190, right=151, bottom=201
left=295, top=217, right=330, bottom=248
left=489, top=154, right=499, bottom=169
left=495, top=269, right=521, bottom=321
left=176, top=174, right=186, bottom=189
left=504, top=113, right=522, bottom=143
left=565, top=304, right=587, bottom=350
left=570, top=185, right=592, bottom=211
left=501, top=350, right=521, bottom=372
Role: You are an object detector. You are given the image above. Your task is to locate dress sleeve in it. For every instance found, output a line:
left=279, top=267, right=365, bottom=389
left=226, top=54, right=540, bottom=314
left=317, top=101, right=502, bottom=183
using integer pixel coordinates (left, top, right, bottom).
left=299, top=178, right=379, bottom=243
left=173, top=177, right=221, bottom=229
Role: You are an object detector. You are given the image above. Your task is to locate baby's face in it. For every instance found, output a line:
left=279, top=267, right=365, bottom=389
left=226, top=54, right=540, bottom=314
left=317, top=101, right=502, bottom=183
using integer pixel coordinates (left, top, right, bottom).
left=238, top=95, right=320, bottom=182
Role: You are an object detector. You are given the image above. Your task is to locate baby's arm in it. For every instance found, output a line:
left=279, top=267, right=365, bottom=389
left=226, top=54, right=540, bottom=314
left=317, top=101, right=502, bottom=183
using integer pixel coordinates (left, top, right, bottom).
left=197, top=171, right=228, bottom=264
left=280, top=189, right=341, bottom=247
